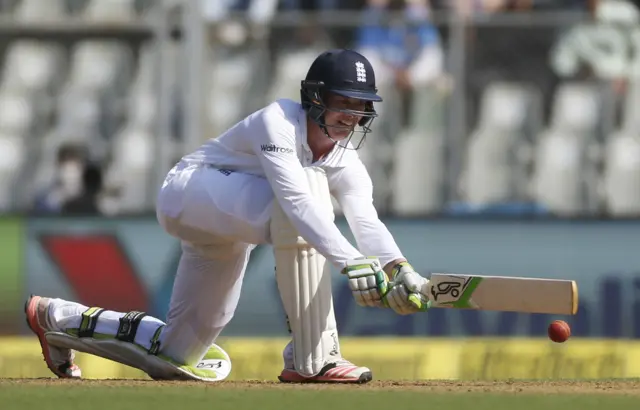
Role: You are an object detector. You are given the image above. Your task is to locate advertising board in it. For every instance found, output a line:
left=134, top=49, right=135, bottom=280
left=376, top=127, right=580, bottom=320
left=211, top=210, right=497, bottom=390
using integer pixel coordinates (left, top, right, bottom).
left=1, top=337, right=637, bottom=381
left=8, top=218, right=640, bottom=338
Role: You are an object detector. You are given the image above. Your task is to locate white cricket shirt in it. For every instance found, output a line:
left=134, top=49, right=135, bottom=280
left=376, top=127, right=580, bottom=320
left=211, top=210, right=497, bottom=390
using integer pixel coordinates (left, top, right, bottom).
left=181, top=99, right=405, bottom=269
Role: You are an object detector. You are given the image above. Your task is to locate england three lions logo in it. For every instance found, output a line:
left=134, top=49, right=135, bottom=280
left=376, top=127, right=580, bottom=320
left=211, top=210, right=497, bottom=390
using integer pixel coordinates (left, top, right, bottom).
left=355, top=62, right=367, bottom=83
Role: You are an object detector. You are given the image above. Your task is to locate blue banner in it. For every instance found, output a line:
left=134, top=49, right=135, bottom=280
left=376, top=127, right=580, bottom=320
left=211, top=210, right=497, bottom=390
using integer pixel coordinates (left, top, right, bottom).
left=22, top=218, right=640, bottom=338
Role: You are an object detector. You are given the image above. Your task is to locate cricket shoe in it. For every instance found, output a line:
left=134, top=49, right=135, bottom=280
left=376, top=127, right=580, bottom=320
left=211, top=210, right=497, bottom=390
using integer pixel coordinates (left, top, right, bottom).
left=278, top=341, right=372, bottom=384
left=24, top=295, right=82, bottom=379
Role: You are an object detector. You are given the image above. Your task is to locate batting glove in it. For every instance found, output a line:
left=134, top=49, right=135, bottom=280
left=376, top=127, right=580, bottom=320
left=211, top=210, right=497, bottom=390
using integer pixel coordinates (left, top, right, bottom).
left=342, top=257, right=389, bottom=308
left=384, top=262, right=431, bottom=315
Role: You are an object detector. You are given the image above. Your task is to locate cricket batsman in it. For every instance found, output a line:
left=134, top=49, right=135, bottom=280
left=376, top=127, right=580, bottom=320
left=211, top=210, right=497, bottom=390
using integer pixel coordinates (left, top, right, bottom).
left=25, top=49, right=432, bottom=384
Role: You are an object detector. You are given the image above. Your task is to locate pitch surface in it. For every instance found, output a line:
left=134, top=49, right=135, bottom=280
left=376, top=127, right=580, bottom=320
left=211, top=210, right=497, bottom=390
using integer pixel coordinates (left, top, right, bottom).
left=1, top=379, right=639, bottom=410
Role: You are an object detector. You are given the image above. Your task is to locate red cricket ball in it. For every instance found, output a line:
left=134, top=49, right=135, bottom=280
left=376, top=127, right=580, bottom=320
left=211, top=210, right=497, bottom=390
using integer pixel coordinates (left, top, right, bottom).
left=548, top=320, right=571, bottom=343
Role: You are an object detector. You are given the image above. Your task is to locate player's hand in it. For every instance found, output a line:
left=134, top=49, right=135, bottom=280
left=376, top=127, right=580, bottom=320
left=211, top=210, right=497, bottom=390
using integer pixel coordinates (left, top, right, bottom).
left=384, top=262, right=431, bottom=315
left=341, top=257, right=389, bottom=308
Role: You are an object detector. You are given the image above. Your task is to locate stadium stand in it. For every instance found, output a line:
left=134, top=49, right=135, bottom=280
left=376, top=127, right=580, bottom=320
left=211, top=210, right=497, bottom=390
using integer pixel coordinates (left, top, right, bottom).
left=0, top=0, right=638, bottom=218
left=530, top=83, right=604, bottom=216
left=455, top=82, right=541, bottom=213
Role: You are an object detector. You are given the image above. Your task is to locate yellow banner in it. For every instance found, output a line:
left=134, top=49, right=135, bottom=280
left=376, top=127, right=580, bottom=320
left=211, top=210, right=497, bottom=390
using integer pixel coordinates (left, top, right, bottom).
left=2, top=337, right=640, bottom=380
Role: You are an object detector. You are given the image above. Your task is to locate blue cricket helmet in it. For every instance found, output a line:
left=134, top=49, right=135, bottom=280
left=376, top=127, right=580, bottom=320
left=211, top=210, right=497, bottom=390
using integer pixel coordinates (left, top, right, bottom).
left=300, top=49, right=382, bottom=149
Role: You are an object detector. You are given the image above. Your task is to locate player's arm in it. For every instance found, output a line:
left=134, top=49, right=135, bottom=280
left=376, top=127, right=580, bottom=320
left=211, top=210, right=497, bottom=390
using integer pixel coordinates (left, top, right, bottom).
left=331, top=160, right=431, bottom=314
left=253, top=107, right=363, bottom=269
left=330, top=159, right=403, bottom=266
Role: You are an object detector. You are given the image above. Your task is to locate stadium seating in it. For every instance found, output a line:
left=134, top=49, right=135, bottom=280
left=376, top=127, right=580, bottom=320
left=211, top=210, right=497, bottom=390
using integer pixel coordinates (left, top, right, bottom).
left=13, top=0, right=66, bottom=22
left=105, top=125, right=155, bottom=213
left=389, top=85, right=448, bottom=215
left=0, top=0, right=161, bottom=211
left=1, top=40, right=66, bottom=95
left=601, top=80, right=640, bottom=216
left=82, top=0, right=137, bottom=22
left=390, top=129, right=445, bottom=215
left=602, top=131, right=640, bottom=216
left=0, top=89, right=35, bottom=137
left=530, top=82, right=603, bottom=216
left=546, top=82, right=602, bottom=139
left=207, top=48, right=257, bottom=137
left=0, top=1, right=637, bottom=218
left=0, top=132, right=25, bottom=211
left=457, top=82, right=539, bottom=208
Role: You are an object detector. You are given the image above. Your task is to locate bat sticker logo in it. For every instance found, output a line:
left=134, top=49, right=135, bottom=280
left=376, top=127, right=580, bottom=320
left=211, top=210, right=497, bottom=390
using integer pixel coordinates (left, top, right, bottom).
left=431, top=281, right=462, bottom=301
left=197, top=361, right=223, bottom=369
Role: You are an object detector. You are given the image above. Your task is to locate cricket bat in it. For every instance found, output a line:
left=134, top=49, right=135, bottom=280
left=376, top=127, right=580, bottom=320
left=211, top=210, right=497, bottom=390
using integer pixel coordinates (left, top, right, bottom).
left=423, top=273, right=578, bottom=315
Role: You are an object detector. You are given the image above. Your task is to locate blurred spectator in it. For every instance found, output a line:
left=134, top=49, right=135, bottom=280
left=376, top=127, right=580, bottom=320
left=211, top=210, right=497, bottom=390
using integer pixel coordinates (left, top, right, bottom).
left=527, top=0, right=595, bottom=10
left=548, top=3, right=626, bottom=132
left=279, top=0, right=340, bottom=11
left=61, top=162, right=104, bottom=215
left=32, top=143, right=88, bottom=214
left=436, top=0, right=592, bottom=15
left=355, top=0, right=445, bottom=126
left=437, top=0, right=527, bottom=17
left=274, top=0, right=362, bottom=48
left=202, top=0, right=279, bottom=23
left=550, top=0, right=639, bottom=87
left=548, top=0, right=640, bottom=135
left=461, top=0, right=563, bottom=130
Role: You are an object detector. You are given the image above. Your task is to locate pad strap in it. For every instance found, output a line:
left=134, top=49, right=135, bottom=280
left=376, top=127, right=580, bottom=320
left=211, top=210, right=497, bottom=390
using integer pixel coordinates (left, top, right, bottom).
left=115, top=311, right=147, bottom=343
left=78, top=307, right=105, bottom=338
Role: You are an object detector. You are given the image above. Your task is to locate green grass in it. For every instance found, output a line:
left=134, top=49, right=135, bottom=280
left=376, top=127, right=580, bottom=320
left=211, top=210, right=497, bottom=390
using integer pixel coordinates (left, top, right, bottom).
left=0, top=380, right=639, bottom=410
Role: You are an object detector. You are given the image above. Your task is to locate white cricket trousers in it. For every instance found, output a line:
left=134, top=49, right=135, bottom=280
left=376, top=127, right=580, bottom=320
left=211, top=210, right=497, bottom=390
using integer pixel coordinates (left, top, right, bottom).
left=154, top=161, right=277, bottom=364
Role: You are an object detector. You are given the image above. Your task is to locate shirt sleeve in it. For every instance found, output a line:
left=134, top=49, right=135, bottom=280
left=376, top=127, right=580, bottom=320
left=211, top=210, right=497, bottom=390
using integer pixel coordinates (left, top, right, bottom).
left=253, top=106, right=363, bottom=268
left=330, top=159, right=405, bottom=267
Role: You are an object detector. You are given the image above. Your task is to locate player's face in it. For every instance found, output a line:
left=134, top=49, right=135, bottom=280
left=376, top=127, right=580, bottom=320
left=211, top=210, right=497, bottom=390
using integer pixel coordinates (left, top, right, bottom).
left=323, top=94, right=366, bottom=140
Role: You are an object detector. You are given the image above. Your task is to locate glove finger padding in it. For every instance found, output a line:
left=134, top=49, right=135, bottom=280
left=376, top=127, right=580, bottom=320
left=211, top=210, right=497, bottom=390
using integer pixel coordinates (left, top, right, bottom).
left=402, top=272, right=425, bottom=293
left=385, top=262, right=433, bottom=314
left=354, top=277, right=378, bottom=306
left=352, top=291, right=368, bottom=307
left=385, top=284, right=420, bottom=315
left=407, top=291, right=431, bottom=312
left=343, top=258, right=389, bottom=308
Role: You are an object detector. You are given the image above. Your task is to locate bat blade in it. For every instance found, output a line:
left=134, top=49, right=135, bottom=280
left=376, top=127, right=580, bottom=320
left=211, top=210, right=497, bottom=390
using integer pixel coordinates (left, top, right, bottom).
left=424, top=273, right=578, bottom=315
